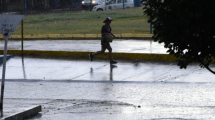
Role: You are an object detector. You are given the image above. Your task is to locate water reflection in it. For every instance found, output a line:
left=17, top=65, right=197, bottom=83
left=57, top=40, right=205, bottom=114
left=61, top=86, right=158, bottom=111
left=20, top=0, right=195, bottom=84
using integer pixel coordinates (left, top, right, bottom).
left=90, top=67, right=93, bottom=78
left=150, top=40, right=152, bottom=53
left=22, top=57, right=26, bottom=79
left=90, top=64, right=117, bottom=81
left=133, top=61, right=139, bottom=68
left=110, top=64, right=117, bottom=81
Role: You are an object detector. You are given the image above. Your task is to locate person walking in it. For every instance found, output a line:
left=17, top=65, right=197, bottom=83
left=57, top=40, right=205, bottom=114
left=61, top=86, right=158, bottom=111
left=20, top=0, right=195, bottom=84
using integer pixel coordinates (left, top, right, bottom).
left=89, top=17, right=117, bottom=64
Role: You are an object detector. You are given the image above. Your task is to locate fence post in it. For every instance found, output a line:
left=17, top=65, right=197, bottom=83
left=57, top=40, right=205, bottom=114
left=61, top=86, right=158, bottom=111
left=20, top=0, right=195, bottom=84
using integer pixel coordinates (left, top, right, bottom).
left=150, top=22, right=152, bottom=34
left=123, top=0, right=125, bottom=10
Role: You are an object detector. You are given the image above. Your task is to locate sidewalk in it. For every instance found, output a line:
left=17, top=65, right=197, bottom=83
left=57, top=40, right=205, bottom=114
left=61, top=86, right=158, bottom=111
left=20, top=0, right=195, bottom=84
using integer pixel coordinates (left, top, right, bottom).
left=0, top=39, right=162, bottom=53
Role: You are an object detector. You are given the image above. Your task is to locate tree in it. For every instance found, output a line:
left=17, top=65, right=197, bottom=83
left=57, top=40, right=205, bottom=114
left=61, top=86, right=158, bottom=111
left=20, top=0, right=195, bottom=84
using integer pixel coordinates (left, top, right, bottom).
left=141, top=0, right=215, bottom=74
left=0, top=0, right=7, bottom=12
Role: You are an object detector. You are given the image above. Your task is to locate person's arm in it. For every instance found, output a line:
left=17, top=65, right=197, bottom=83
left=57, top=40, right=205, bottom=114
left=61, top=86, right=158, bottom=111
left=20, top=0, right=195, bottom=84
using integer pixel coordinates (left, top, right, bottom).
left=102, top=32, right=115, bottom=38
left=110, top=32, right=116, bottom=38
left=101, top=25, right=116, bottom=38
left=109, top=26, right=116, bottom=38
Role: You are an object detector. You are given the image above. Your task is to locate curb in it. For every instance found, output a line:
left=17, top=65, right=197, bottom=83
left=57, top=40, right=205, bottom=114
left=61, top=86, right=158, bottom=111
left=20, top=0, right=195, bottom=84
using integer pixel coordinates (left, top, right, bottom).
left=0, top=34, right=153, bottom=40
left=0, top=50, right=178, bottom=61
left=1, top=50, right=215, bottom=62
left=2, top=105, right=42, bottom=120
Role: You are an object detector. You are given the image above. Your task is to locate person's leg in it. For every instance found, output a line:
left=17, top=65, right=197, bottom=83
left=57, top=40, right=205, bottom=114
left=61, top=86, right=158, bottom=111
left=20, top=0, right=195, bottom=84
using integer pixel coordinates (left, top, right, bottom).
left=106, top=44, right=113, bottom=62
left=93, top=46, right=106, bottom=56
left=107, top=45, right=117, bottom=64
left=89, top=46, right=106, bottom=61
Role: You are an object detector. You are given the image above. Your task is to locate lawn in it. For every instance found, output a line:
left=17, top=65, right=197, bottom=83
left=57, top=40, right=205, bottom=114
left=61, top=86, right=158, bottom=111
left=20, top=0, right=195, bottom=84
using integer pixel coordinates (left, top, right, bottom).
left=13, top=7, right=150, bottom=35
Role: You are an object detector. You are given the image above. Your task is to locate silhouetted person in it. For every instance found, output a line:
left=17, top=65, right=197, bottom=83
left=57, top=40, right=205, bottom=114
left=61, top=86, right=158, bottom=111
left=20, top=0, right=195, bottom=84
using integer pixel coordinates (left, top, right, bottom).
left=89, top=17, right=117, bottom=64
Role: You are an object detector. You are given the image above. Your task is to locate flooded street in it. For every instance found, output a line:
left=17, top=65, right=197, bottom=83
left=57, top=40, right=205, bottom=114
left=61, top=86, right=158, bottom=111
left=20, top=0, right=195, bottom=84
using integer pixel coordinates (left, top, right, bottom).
left=2, top=56, right=215, bottom=120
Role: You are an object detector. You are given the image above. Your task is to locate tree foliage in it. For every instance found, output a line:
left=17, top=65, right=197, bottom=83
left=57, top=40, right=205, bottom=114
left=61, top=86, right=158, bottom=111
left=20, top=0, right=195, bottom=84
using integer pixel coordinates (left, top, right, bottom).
left=142, top=0, right=215, bottom=74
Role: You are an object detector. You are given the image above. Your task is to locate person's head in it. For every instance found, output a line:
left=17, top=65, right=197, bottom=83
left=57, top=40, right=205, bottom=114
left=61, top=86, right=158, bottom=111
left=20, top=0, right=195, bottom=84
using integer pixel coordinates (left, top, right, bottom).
left=103, top=17, right=113, bottom=25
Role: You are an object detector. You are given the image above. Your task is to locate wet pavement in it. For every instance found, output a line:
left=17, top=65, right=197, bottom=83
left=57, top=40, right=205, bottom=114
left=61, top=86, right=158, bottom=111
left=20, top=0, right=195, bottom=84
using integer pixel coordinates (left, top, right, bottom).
left=1, top=56, right=215, bottom=120
left=3, top=56, right=214, bottom=82
left=0, top=39, right=215, bottom=119
left=0, top=39, right=167, bottom=54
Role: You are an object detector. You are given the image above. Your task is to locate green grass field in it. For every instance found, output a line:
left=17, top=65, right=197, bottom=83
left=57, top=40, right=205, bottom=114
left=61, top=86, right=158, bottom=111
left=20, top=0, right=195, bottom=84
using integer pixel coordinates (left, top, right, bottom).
left=13, top=7, right=150, bottom=35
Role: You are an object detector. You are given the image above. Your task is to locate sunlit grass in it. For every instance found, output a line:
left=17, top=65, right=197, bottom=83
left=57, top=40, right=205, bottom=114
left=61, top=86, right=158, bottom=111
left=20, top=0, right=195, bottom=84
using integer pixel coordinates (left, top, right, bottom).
left=13, top=7, right=150, bottom=35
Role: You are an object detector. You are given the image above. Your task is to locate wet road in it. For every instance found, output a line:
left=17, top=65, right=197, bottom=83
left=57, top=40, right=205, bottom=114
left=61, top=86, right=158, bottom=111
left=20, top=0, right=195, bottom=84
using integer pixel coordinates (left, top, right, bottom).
left=2, top=56, right=215, bottom=120
left=2, top=56, right=214, bottom=82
